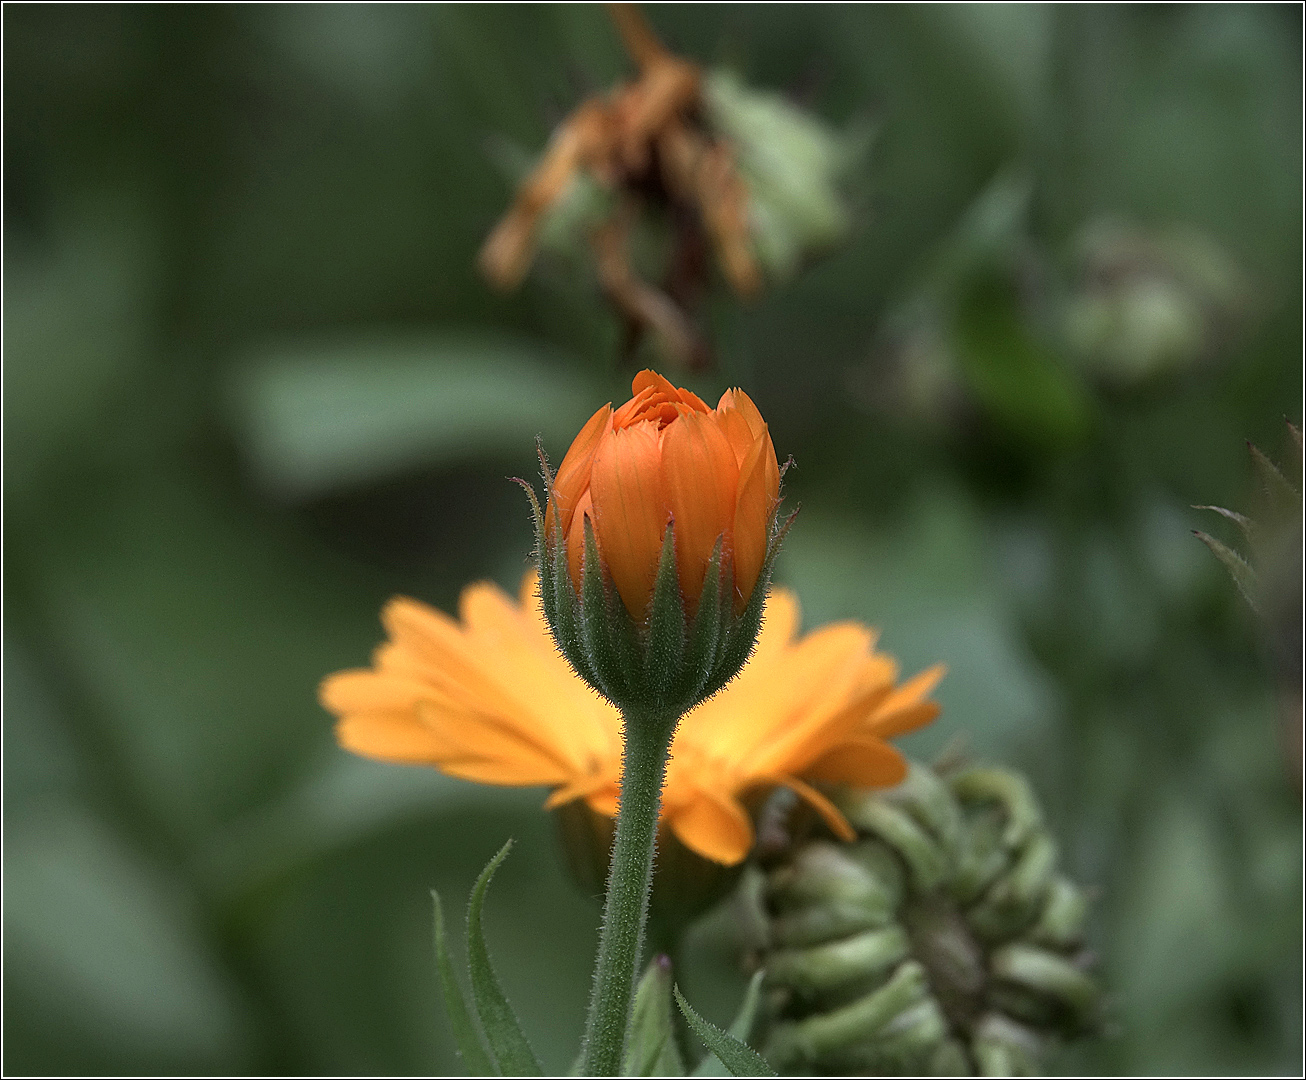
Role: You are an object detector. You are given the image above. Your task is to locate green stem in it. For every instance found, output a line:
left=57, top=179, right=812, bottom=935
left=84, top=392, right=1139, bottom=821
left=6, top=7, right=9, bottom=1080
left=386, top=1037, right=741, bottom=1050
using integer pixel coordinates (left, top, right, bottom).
left=578, top=710, right=677, bottom=1076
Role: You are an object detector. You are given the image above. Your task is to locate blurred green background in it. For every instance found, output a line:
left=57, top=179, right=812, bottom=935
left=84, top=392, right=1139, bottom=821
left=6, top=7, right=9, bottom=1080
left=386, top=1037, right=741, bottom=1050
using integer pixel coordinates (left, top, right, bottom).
left=4, top=4, right=1301, bottom=1075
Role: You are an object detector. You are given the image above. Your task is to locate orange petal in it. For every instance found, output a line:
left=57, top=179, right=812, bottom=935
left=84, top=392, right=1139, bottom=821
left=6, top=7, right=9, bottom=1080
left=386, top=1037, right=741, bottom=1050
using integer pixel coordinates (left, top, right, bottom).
left=335, top=712, right=453, bottom=765
left=715, top=403, right=756, bottom=468
left=590, top=419, right=669, bottom=617
left=549, top=403, right=611, bottom=539
left=566, top=490, right=594, bottom=593
left=802, top=738, right=909, bottom=787
left=662, top=410, right=738, bottom=608
left=723, top=387, right=766, bottom=440
left=612, top=384, right=658, bottom=429
left=771, top=775, right=857, bottom=842
left=669, top=790, right=754, bottom=865
left=731, top=426, right=777, bottom=611
left=632, top=369, right=710, bottom=414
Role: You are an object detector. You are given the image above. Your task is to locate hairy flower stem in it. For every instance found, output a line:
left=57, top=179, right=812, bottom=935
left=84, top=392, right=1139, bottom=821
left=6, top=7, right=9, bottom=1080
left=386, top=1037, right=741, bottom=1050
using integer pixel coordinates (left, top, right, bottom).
left=578, top=710, right=677, bottom=1076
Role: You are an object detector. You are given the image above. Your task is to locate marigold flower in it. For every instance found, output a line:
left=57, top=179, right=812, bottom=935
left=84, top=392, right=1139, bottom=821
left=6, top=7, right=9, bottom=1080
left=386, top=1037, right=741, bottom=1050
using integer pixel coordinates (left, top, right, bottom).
left=321, top=571, right=943, bottom=866
left=549, top=369, right=779, bottom=619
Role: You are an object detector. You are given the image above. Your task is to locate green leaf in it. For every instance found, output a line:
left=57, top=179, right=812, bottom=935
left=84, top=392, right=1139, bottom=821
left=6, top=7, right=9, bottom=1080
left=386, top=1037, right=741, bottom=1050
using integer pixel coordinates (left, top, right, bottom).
left=1193, top=530, right=1259, bottom=611
left=621, top=956, right=685, bottom=1077
left=467, top=841, right=543, bottom=1076
left=692, top=970, right=765, bottom=1076
left=431, top=890, right=496, bottom=1076
left=225, top=337, right=595, bottom=499
left=674, top=985, right=775, bottom=1078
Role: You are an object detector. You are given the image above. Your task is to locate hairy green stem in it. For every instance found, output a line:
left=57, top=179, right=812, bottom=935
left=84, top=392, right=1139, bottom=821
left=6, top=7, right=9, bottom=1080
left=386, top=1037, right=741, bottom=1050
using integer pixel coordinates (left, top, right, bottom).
left=578, top=710, right=676, bottom=1076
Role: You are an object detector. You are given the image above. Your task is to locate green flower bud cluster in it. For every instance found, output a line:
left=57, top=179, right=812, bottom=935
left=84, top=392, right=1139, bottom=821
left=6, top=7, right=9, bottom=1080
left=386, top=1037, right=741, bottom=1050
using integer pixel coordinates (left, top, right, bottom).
left=749, top=761, right=1102, bottom=1076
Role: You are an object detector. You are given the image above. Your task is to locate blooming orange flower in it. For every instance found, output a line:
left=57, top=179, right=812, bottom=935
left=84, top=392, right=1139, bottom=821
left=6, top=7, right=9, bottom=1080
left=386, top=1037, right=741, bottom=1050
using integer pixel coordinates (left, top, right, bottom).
left=321, top=572, right=943, bottom=865
left=549, top=369, right=780, bottom=619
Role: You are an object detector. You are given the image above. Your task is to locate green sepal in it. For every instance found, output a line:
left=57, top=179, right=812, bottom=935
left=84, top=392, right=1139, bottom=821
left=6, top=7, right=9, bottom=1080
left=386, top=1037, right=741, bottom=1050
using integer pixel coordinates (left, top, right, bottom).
left=1193, top=503, right=1255, bottom=546
left=674, top=985, right=776, bottom=1078
left=466, top=841, right=543, bottom=1076
left=431, top=890, right=496, bottom=1076
left=621, top=956, right=686, bottom=1077
left=692, top=970, right=765, bottom=1076
left=580, top=516, right=624, bottom=703
left=682, top=537, right=727, bottom=704
left=707, top=505, right=798, bottom=699
left=1248, top=439, right=1301, bottom=521
left=644, top=526, right=687, bottom=707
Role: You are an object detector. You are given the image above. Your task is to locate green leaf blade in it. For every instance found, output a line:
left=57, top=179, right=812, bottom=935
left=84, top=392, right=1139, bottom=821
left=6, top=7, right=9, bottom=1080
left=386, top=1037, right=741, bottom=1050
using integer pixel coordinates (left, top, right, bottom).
left=467, top=841, right=544, bottom=1076
left=692, top=970, right=765, bottom=1076
left=674, top=985, right=776, bottom=1078
left=1194, top=530, right=1259, bottom=611
left=431, top=890, right=496, bottom=1076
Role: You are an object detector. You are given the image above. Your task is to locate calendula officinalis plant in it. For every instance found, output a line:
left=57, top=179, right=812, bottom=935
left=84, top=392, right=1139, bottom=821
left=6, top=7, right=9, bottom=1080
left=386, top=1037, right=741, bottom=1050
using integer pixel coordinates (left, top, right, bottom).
left=320, top=5, right=1106, bottom=1076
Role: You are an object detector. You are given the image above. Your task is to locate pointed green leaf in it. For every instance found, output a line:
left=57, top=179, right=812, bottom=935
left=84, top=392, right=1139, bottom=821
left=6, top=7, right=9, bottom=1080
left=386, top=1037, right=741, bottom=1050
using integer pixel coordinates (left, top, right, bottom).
left=692, top=970, right=765, bottom=1076
left=467, top=841, right=543, bottom=1076
left=622, top=956, right=686, bottom=1077
left=1194, top=529, right=1259, bottom=610
left=674, top=985, right=776, bottom=1078
left=431, top=890, right=496, bottom=1076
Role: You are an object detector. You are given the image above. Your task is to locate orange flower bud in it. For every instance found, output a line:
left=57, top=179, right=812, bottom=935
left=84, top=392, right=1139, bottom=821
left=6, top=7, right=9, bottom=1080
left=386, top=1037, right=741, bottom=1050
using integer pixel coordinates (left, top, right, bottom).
left=548, top=370, right=780, bottom=618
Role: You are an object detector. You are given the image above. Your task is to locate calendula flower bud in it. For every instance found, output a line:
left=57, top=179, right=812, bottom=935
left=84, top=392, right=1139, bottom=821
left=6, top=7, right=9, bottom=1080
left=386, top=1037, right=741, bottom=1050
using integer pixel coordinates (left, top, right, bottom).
left=524, top=369, right=790, bottom=720
left=740, top=760, right=1102, bottom=1076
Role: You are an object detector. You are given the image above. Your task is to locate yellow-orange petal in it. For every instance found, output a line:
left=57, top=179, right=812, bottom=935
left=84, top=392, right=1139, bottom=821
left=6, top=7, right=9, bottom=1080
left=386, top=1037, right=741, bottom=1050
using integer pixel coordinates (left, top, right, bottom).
left=319, top=669, right=428, bottom=714
left=669, top=789, right=754, bottom=865
left=590, top=419, right=669, bottom=617
left=802, top=737, right=909, bottom=787
left=336, top=711, right=453, bottom=764
left=869, top=700, right=940, bottom=740
left=549, top=402, right=611, bottom=539
left=585, top=786, right=621, bottom=819
left=662, top=410, right=738, bottom=608
left=771, top=775, right=858, bottom=842
left=730, top=425, right=777, bottom=611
